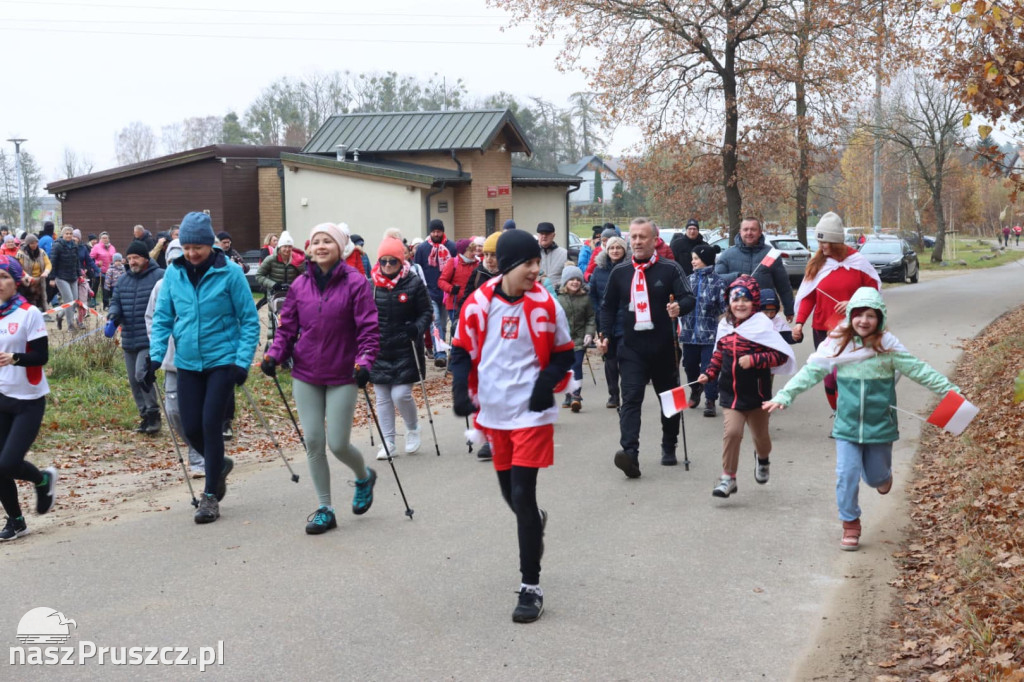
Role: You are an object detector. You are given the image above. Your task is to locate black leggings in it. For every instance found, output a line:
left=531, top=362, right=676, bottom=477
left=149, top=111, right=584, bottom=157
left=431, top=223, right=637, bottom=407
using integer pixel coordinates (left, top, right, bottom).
left=177, top=366, right=235, bottom=496
left=0, top=395, right=45, bottom=519
left=496, top=466, right=543, bottom=585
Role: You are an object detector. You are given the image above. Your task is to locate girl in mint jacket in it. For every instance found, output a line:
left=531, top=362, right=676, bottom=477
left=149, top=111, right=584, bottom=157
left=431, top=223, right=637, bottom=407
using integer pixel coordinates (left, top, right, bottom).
left=764, top=287, right=961, bottom=551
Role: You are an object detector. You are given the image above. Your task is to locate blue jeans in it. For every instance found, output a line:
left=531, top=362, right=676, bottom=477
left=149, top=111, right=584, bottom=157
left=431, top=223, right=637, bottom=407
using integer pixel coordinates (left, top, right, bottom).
left=430, top=298, right=449, bottom=359
left=834, top=439, right=893, bottom=522
left=682, top=342, right=718, bottom=402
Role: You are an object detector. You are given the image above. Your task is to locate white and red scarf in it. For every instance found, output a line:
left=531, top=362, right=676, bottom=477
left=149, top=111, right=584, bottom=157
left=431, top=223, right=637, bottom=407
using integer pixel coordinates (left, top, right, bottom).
left=629, top=255, right=657, bottom=331
left=715, top=312, right=797, bottom=375
left=427, top=241, right=452, bottom=270
left=453, top=275, right=574, bottom=401
left=794, top=247, right=881, bottom=314
left=371, top=261, right=410, bottom=290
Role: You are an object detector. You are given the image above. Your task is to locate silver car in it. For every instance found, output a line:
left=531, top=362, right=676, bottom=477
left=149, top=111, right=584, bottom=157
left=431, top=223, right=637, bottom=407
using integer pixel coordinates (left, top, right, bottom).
left=764, top=235, right=811, bottom=284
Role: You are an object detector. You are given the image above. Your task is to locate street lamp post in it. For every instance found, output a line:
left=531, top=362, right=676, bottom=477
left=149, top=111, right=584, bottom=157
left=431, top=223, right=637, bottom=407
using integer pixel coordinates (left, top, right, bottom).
left=6, top=138, right=27, bottom=235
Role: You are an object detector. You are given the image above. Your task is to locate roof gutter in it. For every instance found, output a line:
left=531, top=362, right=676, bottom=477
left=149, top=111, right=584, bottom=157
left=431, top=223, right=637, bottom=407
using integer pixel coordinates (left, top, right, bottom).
left=450, top=150, right=463, bottom=177
left=425, top=180, right=447, bottom=230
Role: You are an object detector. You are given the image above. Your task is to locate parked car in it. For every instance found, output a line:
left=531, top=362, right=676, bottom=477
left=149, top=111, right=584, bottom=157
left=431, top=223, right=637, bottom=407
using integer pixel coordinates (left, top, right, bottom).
left=567, top=231, right=582, bottom=264
left=242, top=249, right=265, bottom=292
left=764, top=235, right=811, bottom=284
left=858, top=237, right=919, bottom=283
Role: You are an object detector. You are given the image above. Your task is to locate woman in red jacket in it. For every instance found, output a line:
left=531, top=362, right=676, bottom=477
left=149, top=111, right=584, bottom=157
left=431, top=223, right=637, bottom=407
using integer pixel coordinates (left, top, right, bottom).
left=792, top=213, right=881, bottom=409
left=438, top=238, right=478, bottom=333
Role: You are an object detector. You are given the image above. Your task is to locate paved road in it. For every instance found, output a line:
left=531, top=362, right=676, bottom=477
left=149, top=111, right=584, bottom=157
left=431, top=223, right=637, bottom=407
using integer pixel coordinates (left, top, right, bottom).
left=4, top=259, right=1023, bottom=681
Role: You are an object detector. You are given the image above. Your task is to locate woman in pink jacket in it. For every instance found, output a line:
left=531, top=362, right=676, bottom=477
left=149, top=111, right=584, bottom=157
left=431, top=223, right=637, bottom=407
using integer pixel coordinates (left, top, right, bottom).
left=90, top=232, right=117, bottom=309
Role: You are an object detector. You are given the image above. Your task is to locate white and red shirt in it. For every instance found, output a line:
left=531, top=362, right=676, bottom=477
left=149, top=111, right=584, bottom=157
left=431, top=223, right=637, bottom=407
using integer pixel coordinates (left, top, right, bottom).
left=0, top=303, right=49, bottom=399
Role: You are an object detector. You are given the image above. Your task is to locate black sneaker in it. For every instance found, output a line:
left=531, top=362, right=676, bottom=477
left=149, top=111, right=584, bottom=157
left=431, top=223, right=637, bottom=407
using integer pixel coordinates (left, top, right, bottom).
left=512, top=588, right=544, bottom=623
left=352, top=468, right=377, bottom=515
left=36, top=467, right=57, bottom=515
left=433, top=356, right=447, bottom=368
left=0, top=516, right=29, bottom=541
left=606, top=397, right=620, bottom=409
left=703, top=400, right=717, bottom=417
left=562, top=393, right=572, bottom=408
left=134, top=416, right=148, bottom=433
left=305, top=506, right=337, bottom=535
left=614, top=450, right=641, bottom=479
left=215, top=457, right=234, bottom=502
left=661, top=447, right=678, bottom=466
left=222, top=422, right=233, bottom=441
left=142, top=413, right=161, bottom=435
left=477, top=442, right=493, bottom=461
left=194, top=493, right=219, bottom=524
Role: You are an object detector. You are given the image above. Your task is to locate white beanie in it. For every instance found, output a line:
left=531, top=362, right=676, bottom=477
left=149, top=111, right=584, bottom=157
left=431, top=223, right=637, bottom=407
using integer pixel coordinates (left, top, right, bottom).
left=278, top=231, right=295, bottom=247
left=166, top=238, right=183, bottom=262
left=815, top=212, right=845, bottom=244
left=309, top=222, right=350, bottom=250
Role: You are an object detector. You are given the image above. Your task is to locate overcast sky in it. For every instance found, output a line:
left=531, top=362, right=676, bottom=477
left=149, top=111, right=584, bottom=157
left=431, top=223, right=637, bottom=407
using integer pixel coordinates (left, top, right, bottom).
left=1, top=0, right=637, bottom=186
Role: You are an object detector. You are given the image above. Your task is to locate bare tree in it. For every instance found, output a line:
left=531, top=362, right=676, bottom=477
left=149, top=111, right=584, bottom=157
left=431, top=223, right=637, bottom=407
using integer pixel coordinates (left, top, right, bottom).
left=182, top=116, right=223, bottom=148
left=115, top=121, right=157, bottom=165
left=162, top=122, right=186, bottom=154
left=873, top=70, right=964, bottom=262
left=59, top=146, right=94, bottom=179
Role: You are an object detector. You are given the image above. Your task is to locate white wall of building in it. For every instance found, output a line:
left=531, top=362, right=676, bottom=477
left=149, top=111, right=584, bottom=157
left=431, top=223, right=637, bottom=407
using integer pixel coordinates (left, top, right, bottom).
left=568, top=169, right=621, bottom=204
left=512, top=187, right=569, bottom=237
left=284, top=166, right=426, bottom=251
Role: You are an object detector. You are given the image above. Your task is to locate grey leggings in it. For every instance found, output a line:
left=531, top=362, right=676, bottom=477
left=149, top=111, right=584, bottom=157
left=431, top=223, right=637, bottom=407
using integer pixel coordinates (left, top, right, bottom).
left=374, top=383, right=418, bottom=444
left=292, top=379, right=367, bottom=508
left=55, top=278, right=77, bottom=327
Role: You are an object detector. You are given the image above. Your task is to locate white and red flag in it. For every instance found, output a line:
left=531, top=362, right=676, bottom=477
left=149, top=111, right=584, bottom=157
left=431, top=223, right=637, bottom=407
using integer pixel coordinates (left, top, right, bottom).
left=431, top=326, right=451, bottom=353
left=925, top=391, right=979, bottom=436
left=760, top=248, right=782, bottom=268
left=659, top=385, right=691, bottom=418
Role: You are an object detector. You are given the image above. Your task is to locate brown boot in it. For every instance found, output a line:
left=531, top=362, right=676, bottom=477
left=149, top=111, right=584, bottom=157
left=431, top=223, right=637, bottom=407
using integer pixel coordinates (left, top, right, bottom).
left=840, top=519, right=861, bottom=551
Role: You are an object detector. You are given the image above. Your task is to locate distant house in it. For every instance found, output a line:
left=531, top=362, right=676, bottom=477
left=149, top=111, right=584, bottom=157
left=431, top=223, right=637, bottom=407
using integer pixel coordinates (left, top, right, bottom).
left=283, top=109, right=581, bottom=249
left=46, top=145, right=298, bottom=250
left=557, top=155, right=622, bottom=206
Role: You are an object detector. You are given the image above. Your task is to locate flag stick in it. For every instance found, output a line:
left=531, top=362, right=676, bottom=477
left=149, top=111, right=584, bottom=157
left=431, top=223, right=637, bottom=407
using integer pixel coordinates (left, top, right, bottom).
left=888, top=404, right=928, bottom=422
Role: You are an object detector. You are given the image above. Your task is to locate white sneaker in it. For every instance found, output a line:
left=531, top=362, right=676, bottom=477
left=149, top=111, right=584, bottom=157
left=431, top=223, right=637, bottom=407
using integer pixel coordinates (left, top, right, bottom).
left=712, top=475, right=737, bottom=498
left=376, top=442, right=397, bottom=461
left=405, top=426, right=421, bottom=454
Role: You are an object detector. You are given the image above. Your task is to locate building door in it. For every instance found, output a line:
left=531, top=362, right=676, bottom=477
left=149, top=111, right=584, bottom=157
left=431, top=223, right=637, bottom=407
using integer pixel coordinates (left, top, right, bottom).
left=485, top=209, right=497, bottom=236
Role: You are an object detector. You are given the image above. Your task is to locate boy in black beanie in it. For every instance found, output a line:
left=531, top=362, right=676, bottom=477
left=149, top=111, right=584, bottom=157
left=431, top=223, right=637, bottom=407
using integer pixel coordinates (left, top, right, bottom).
left=449, top=229, right=575, bottom=623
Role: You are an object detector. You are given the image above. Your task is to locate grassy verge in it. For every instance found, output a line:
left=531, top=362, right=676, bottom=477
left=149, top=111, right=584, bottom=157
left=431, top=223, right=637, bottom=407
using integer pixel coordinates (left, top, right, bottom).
left=919, top=238, right=1023, bottom=270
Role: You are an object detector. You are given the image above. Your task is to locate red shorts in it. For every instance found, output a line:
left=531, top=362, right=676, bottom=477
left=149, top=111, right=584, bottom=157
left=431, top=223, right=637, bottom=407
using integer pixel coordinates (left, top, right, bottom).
left=479, top=424, right=554, bottom=471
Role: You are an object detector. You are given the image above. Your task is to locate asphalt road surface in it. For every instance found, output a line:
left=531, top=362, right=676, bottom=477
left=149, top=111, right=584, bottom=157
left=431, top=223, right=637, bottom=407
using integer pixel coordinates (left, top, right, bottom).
left=4, top=259, right=1023, bottom=681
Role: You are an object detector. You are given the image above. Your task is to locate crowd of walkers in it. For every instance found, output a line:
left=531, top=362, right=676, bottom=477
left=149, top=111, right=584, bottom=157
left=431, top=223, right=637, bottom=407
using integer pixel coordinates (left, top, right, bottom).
left=0, top=211, right=971, bottom=625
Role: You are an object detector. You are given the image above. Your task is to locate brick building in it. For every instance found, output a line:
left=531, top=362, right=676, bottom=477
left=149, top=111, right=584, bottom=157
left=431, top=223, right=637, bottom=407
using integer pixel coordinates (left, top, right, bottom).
left=283, top=109, right=581, bottom=249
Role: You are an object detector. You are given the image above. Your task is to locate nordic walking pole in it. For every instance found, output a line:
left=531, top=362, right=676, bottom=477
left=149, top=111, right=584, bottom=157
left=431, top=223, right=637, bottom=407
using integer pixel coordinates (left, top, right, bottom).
left=361, top=385, right=414, bottom=519
left=241, top=385, right=300, bottom=483
left=271, top=374, right=306, bottom=451
left=153, top=381, right=199, bottom=508
left=584, top=349, right=597, bottom=386
left=465, top=416, right=473, bottom=453
left=669, top=294, right=689, bottom=470
left=411, top=339, right=441, bottom=456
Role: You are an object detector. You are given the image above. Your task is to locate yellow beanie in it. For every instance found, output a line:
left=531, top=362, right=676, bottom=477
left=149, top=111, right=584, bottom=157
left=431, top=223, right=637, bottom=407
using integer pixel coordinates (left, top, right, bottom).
left=483, top=231, right=501, bottom=254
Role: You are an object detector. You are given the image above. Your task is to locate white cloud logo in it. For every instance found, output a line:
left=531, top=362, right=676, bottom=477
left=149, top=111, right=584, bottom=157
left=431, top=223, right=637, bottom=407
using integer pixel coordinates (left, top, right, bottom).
left=17, top=608, right=77, bottom=645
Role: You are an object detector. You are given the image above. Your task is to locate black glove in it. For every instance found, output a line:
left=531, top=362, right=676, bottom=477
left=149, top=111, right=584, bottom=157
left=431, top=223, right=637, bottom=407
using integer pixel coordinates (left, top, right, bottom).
left=232, top=364, right=248, bottom=386
left=355, top=365, right=370, bottom=388
left=272, top=282, right=288, bottom=293
left=142, top=356, right=160, bottom=391
left=453, top=382, right=475, bottom=417
left=405, top=321, right=420, bottom=340
left=260, top=356, right=277, bottom=377
left=450, top=285, right=460, bottom=299
left=528, top=379, right=556, bottom=412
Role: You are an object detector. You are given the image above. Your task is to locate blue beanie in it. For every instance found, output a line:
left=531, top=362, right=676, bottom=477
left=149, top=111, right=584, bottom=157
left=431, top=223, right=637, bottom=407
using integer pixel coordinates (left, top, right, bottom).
left=178, top=212, right=215, bottom=246
left=0, top=254, right=23, bottom=283
left=502, top=219, right=516, bottom=231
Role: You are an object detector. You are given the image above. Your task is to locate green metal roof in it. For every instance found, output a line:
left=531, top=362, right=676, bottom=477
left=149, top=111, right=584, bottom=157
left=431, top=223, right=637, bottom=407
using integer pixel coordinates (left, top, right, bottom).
left=281, top=153, right=469, bottom=186
left=511, top=165, right=582, bottom=186
left=303, top=109, right=531, bottom=156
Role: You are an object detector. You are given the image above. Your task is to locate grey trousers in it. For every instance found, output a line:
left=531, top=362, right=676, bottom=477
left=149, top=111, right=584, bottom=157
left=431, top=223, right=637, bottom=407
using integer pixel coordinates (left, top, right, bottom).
left=54, top=278, right=77, bottom=327
left=123, top=348, right=159, bottom=418
left=164, top=371, right=203, bottom=467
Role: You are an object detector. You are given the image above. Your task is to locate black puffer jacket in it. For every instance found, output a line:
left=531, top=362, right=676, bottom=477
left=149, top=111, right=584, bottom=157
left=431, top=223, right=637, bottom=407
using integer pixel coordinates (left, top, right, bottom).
left=50, top=237, right=80, bottom=282
left=369, top=270, right=433, bottom=385
left=109, top=259, right=164, bottom=352
left=670, top=233, right=706, bottom=276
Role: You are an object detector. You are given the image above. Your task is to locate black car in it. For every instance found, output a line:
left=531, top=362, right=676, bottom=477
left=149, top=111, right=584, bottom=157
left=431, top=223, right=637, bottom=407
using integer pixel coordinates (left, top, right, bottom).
left=242, top=249, right=266, bottom=292
left=858, top=238, right=919, bottom=284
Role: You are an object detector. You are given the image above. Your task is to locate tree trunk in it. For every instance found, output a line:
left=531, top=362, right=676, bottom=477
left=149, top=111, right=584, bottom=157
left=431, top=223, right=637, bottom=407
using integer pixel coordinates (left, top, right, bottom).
left=794, top=44, right=809, bottom=246
left=930, top=168, right=946, bottom=263
left=722, top=56, right=742, bottom=242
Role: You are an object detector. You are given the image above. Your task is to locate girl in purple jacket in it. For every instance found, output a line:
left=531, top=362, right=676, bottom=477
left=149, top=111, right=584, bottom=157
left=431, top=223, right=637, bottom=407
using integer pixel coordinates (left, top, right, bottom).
left=261, top=223, right=380, bottom=535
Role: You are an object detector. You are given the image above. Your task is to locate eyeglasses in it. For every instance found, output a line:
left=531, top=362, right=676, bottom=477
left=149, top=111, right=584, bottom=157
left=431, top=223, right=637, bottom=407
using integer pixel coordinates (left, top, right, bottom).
left=378, top=257, right=401, bottom=266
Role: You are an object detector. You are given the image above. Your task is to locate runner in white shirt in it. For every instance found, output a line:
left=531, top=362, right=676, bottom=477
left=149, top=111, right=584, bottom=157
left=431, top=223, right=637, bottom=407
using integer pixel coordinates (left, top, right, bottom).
left=0, top=255, right=57, bottom=541
left=450, top=229, right=575, bottom=625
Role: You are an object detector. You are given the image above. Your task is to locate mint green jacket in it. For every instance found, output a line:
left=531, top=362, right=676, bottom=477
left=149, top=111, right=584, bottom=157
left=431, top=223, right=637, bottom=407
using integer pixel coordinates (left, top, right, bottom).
left=772, top=287, right=959, bottom=443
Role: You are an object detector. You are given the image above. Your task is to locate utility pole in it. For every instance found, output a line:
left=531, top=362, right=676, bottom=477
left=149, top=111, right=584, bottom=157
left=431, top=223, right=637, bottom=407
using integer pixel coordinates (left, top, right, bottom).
left=872, top=1, right=884, bottom=235
left=6, top=138, right=27, bottom=235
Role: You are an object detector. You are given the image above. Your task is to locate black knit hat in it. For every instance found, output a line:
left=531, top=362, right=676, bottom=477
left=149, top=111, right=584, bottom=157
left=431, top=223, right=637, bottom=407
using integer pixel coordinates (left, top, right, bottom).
left=692, top=243, right=719, bottom=266
left=217, top=231, right=231, bottom=241
left=126, top=240, right=150, bottom=259
left=428, top=219, right=445, bottom=233
left=497, top=229, right=541, bottom=274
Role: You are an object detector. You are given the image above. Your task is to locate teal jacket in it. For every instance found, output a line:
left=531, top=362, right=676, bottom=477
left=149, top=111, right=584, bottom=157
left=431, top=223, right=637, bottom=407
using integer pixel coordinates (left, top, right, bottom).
left=149, top=250, right=260, bottom=372
left=772, top=287, right=959, bottom=443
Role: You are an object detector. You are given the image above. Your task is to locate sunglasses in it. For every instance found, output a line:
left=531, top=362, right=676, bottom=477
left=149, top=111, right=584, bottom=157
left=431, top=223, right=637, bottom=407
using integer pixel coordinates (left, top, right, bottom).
left=378, top=257, right=401, bottom=266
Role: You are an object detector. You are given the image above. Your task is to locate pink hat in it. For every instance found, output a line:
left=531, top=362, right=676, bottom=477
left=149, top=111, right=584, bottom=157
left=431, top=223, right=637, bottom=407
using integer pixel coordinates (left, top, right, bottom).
left=377, top=237, right=406, bottom=261
left=308, top=223, right=349, bottom=249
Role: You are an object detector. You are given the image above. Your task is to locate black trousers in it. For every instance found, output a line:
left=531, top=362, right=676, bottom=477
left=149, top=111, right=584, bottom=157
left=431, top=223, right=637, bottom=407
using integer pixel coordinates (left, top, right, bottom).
left=178, top=366, right=235, bottom=496
left=496, top=466, right=543, bottom=585
left=617, top=343, right=681, bottom=454
left=0, top=395, right=45, bottom=519
left=604, top=336, right=621, bottom=402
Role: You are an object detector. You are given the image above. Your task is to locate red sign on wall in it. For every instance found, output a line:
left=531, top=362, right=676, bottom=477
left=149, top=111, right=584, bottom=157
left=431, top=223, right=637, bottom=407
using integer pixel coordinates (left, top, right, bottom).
left=498, top=185, right=510, bottom=195
left=487, top=186, right=498, bottom=198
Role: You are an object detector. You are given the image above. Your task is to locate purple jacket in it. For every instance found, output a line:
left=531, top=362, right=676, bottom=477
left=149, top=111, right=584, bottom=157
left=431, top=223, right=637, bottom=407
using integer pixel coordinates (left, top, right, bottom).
left=266, top=262, right=379, bottom=385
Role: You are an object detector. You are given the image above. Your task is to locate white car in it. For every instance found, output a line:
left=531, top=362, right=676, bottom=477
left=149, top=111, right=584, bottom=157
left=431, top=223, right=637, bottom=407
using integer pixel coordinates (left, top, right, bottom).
left=764, top=235, right=811, bottom=284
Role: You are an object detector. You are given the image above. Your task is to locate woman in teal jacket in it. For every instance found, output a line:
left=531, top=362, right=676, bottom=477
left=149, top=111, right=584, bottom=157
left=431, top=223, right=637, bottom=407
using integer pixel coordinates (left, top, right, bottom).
left=149, top=212, right=260, bottom=525
left=765, top=287, right=962, bottom=551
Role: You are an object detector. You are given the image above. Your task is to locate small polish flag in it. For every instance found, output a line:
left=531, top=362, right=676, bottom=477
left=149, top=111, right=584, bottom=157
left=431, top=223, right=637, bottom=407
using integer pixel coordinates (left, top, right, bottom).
left=431, top=326, right=451, bottom=353
left=659, top=385, right=690, bottom=418
left=926, top=391, right=979, bottom=436
left=760, top=248, right=782, bottom=268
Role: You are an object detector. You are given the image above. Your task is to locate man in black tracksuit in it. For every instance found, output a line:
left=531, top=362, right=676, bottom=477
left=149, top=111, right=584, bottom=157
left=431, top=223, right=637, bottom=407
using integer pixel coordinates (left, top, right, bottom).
left=599, top=218, right=695, bottom=477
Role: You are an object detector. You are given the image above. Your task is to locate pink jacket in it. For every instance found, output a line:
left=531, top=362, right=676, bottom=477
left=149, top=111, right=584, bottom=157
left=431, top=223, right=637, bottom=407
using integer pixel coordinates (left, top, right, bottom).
left=90, top=242, right=116, bottom=273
